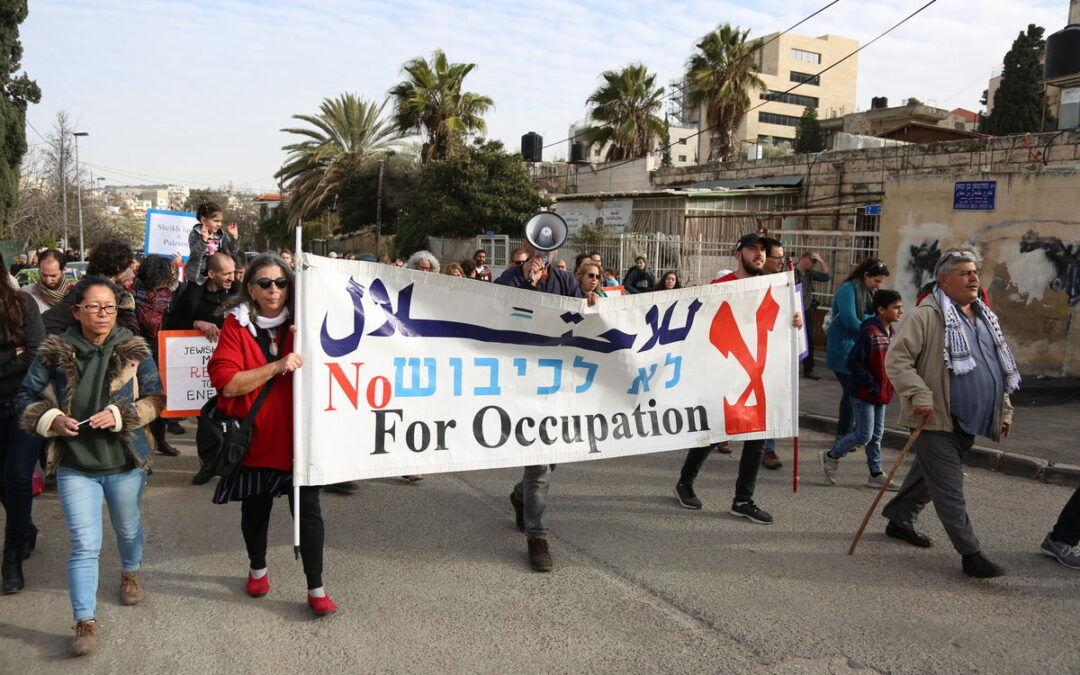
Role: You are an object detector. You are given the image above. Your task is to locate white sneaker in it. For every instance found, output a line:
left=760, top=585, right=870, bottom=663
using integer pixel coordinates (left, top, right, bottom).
left=867, top=473, right=898, bottom=491
left=819, top=451, right=839, bottom=484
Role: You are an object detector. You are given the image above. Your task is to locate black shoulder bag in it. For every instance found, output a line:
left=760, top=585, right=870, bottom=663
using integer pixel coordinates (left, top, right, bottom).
left=196, top=325, right=283, bottom=480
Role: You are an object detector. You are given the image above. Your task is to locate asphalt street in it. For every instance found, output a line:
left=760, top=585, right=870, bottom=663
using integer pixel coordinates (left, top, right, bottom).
left=1, top=426, right=1078, bottom=674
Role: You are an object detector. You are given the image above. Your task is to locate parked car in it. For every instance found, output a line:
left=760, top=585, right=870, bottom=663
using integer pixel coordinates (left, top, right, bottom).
left=15, top=262, right=86, bottom=287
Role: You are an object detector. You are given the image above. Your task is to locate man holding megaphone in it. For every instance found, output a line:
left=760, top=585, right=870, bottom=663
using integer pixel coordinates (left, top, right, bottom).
left=495, top=213, right=598, bottom=572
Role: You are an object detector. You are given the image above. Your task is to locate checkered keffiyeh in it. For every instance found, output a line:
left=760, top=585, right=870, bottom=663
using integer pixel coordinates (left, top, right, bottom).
left=934, top=286, right=1020, bottom=394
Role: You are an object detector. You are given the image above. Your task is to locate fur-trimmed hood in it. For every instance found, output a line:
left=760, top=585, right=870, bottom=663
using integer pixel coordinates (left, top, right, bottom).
left=17, top=331, right=165, bottom=473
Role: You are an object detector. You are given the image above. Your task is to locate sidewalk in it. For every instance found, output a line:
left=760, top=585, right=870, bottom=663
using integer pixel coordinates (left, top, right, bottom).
left=797, top=366, right=1080, bottom=487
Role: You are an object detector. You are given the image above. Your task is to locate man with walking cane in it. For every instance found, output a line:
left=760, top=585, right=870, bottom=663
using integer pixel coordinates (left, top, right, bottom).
left=880, top=247, right=1018, bottom=578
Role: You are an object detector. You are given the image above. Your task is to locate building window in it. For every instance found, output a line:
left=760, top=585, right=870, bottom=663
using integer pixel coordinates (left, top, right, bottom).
left=790, top=48, right=821, bottom=64
left=678, top=155, right=687, bottom=162
left=790, top=71, right=820, bottom=86
left=760, top=90, right=819, bottom=108
left=678, top=137, right=687, bottom=145
left=758, top=112, right=801, bottom=128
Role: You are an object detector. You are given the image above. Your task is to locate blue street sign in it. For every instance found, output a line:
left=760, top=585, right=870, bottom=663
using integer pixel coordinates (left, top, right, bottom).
left=953, top=181, right=996, bottom=211
left=864, top=205, right=881, bottom=216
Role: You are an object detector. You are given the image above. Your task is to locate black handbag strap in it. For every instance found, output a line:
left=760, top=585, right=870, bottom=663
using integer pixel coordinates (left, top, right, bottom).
left=239, top=375, right=276, bottom=433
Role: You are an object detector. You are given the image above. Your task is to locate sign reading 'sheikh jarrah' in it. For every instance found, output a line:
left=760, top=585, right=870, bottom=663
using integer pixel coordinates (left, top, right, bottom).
left=294, top=255, right=800, bottom=485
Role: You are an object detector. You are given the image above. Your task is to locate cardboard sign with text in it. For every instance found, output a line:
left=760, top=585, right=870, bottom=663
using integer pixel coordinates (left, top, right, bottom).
left=157, top=330, right=216, bottom=417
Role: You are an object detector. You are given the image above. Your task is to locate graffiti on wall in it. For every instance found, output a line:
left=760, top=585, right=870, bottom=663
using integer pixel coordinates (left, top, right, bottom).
left=1018, top=232, right=1080, bottom=306
left=906, top=240, right=941, bottom=294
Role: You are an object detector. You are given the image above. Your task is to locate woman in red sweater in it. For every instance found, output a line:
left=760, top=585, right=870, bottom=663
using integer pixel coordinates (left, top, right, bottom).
left=207, top=254, right=336, bottom=616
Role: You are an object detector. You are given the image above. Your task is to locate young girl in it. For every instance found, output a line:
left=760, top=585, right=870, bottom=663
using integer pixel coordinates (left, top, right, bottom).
left=819, top=289, right=903, bottom=488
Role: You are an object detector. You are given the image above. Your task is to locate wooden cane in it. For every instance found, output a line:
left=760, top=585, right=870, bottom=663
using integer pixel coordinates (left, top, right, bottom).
left=848, top=418, right=927, bottom=555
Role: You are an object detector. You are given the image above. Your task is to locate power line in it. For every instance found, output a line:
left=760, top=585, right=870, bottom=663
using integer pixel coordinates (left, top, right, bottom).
left=544, top=0, right=843, bottom=152
left=582, top=0, right=939, bottom=176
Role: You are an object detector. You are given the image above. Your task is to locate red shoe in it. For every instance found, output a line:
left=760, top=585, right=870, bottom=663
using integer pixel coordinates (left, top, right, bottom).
left=307, top=594, right=337, bottom=616
left=246, top=573, right=270, bottom=597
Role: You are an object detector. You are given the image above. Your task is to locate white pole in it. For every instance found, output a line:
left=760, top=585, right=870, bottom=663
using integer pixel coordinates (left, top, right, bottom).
left=293, top=220, right=303, bottom=555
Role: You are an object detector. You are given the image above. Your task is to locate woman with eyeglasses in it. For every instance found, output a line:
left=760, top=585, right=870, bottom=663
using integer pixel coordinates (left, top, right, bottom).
left=653, top=271, right=682, bottom=291
left=576, top=260, right=607, bottom=302
left=207, top=254, right=337, bottom=617
left=826, top=259, right=890, bottom=440
left=17, top=277, right=164, bottom=656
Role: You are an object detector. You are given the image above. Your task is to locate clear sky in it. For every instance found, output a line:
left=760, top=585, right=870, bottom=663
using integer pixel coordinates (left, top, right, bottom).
left=20, top=0, right=1068, bottom=193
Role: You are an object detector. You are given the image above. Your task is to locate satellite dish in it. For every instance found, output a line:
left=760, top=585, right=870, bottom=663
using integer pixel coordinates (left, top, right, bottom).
left=524, top=212, right=568, bottom=252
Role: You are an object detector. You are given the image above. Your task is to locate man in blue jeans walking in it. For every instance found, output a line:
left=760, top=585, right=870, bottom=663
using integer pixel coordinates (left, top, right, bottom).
left=496, top=241, right=591, bottom=572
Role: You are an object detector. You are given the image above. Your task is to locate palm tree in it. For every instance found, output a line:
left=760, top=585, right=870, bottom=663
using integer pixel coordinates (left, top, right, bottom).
left=685, top=24, right=766, bottom=161
left=275, top=94, right=402, bottom=223
left=582, top=63, right=667, bottom=161
left=389, top=49, right=494, bottom=163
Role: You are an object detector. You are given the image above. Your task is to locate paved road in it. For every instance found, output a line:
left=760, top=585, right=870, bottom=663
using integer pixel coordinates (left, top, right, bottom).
left=2, top=426, right=1078, bottom=673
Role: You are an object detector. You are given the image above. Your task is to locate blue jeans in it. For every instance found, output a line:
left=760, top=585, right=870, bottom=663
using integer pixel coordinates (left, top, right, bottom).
left=829, top=398, right=885, bottom=473
left=834, top=372, right=856, bottom=437
left=57, top=466, right=146, bottom=621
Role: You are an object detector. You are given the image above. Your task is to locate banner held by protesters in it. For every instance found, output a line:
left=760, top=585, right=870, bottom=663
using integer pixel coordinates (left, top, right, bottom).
left=294, top=253, right=800, bottom=485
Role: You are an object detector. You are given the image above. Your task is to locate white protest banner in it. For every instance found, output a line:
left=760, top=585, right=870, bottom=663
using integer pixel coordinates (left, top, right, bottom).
left=296, top=255, right=800, bottom=485
left=600, top=199, right=633, bottom=232
left=145, top=209, right=196, bottom=259
left=157, top=330, right=216, bottom=416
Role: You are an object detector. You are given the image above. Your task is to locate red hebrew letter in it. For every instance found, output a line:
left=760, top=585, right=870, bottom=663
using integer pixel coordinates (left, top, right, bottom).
left=709, top=289, right=780, bottom=434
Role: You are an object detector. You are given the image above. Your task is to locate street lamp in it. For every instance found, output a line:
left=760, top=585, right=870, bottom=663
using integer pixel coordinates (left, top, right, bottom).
left=73, top=132, right=88, bottom=260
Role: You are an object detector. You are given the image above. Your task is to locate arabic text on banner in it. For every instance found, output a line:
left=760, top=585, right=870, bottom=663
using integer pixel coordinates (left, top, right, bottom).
left=295, top=254, right=800, bottom=485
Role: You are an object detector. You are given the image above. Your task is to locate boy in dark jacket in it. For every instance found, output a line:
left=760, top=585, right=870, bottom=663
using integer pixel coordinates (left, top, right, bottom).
left=819, top=289, right=903, bottom=488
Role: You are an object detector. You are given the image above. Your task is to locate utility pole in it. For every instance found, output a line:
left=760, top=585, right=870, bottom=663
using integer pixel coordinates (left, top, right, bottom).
left=73, top=132, right=88, bottom=261
left=59, top=137, right=68, bottom=250
left=375, top=158, right=385, bottom=255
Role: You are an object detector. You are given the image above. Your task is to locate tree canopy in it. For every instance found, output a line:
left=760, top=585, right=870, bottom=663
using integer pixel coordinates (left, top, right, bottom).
left=794, top=105, right=825, bottom=153
left=389, top=50, right=493, bottom=163
left=0, top=0, right=39, bottom=228
left=983, top=24, right=1055, bottom=135
left=583, top=63, right=667, bottom=161
left=685, top=24, right=764, bottom=162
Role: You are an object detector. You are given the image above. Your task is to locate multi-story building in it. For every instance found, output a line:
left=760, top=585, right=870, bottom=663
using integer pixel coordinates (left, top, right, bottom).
left=566, top=120, right=699, bottom=168
left=691, top=31, right=859, bottom=162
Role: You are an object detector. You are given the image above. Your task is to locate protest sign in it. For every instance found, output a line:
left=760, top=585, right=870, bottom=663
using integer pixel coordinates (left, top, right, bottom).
left=145, top=209, right=196, bottom=258
left=294, top=254, right=800, bottom=485
left=157, top=330, right=216, bottom=417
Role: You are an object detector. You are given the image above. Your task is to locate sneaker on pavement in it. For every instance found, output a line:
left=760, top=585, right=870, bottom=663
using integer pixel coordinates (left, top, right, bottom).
left=1040, top=533, right=1080, bottom=570
left=962, top=551, right=1005, bottom=578
left=70, top=619, right=97, bottom=656
left=866, top=473, right=898, bottom=491
left=729, top=501, right=773, bottom=524
left=885, top=520, right=932, bottom=548
left=527, top=538, right=553, bottom=572
left=246, top=572, right=270, bottom=597
left=714, top=442, right=732, bottom=454
left=119, top=572, right=144, bottom=606
left=510, top=491, right=525, bottom=531
left=156, top=441, right=180, bottom=456
left=308, top=594, right=338, bottom=616
left=191, top=468, right=213, bottom=486
left=762, top=450, right=783, bottom=470
left=819, top=451, right=839, bottom=485
left=674, top=482, right=702, bottom=509
left=166, top=420, right=186, bottom=435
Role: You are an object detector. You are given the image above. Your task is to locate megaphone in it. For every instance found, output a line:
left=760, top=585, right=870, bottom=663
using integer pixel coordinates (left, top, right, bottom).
left=524, top=212, right=569, bottom=254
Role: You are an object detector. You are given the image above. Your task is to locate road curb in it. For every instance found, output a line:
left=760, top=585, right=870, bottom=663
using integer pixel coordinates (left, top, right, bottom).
left=799, top=412, right=1080, bottom=488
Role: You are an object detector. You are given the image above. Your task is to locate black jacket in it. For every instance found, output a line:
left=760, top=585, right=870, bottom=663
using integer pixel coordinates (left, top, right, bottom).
left=0, top=293, right=45, bottom=399
left=164, top=281, right=230, bottom=330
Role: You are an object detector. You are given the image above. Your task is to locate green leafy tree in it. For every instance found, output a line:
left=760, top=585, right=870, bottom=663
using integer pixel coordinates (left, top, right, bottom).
left=390, top=50, right=493, bottom=163
left=583, top=63, right=668, bottom=161
left=685, top=24, right=765, bottom=161
left=0, top=0, right=40, bottom=227
left=793, top=105, right=825, bottom=153
left=334, top=151, right=418, bottom=234
left=275, top=94, right=402, bottom=224
left=905, top=97, right=924, bottom=106
left=985, top=24, right=1055, bottom=135
left=394, top=139, right=549, bottom=255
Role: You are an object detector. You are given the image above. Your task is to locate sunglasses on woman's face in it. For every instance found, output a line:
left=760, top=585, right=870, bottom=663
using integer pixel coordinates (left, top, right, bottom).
left=584, top=273, right=601, bottom=279
left=253, top=277, right=288, bottom=290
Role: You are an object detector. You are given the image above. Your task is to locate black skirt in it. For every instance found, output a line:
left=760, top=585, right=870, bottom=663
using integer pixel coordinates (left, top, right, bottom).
left=212, top=467, right=292, bottom=504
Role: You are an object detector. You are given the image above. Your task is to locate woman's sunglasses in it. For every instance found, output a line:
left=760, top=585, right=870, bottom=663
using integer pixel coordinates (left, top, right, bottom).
left=584, top=273, right=601, bottom=279
left=253, top=277, right=289, bottom=289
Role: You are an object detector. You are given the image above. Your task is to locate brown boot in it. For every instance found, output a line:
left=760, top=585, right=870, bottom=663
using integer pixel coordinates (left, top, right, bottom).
left=70, top=619, right=97, bottom=656
left=762, top=450, right=783, bottom=470
left=527, top=538, right=553, bottom=572
left=119, top=572, right=144, bottom=605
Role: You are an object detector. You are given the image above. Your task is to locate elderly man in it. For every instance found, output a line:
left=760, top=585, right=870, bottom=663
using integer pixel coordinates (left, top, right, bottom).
left=20, top=249, right=69, bottom=312
left=882, top=247, right=1018, bottom=578
left=793, top=251, right=830, bottom=380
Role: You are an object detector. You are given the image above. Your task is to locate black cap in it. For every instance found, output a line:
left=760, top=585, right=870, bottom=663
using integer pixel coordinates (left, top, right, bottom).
left=735, top=233, right=764, bottom=251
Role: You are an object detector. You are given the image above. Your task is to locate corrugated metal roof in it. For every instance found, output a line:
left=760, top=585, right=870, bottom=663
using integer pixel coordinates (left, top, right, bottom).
left=657, top=175, right=805, bottom=190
